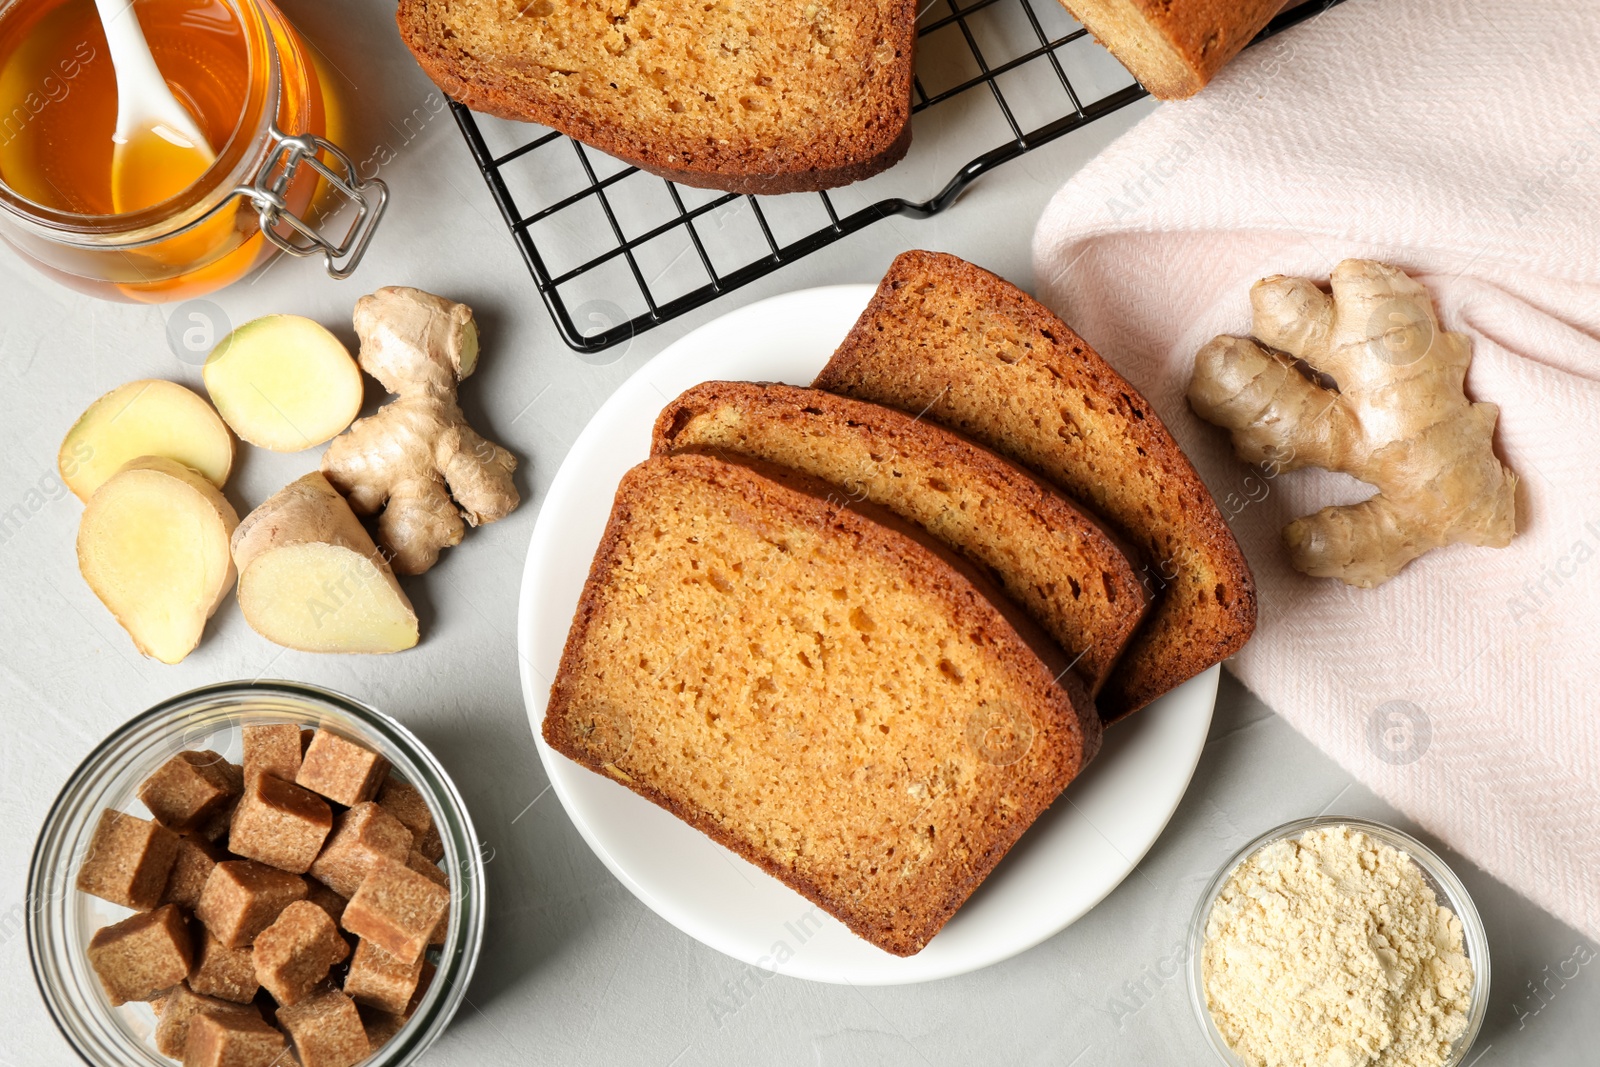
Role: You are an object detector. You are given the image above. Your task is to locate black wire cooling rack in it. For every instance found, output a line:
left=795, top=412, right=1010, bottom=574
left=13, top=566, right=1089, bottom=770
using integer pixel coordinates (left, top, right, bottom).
left=452, top=0, right=1346, bottom=354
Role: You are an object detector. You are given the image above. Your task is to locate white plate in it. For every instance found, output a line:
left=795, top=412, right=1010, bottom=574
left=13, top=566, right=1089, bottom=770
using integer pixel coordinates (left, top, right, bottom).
left=517, top=285, right=1218, bottom=985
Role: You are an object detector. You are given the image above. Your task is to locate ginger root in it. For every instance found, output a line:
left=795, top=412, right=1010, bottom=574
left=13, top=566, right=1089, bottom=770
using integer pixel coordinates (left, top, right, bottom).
left=77, top=456, right=239, bottom=663
left=232, top=472, right=419, bottom=653
left=1189, top=259, right=1516, bottom=588
left=322, top=287, right=519, bottom=575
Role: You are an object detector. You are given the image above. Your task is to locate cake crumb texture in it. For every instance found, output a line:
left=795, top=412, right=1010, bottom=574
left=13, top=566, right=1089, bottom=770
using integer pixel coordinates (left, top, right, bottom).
left=652, top=381, right=1148, bottom=693
left=545, top=453, right=1098, bottom=956
left=814, top=250, right=1255, bottom=721
left=397, top=0, right=917, bottom=193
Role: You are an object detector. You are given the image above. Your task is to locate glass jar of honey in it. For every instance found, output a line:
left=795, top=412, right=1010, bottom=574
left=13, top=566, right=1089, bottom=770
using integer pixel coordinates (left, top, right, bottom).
left=0, top=0, right=385, bottom=302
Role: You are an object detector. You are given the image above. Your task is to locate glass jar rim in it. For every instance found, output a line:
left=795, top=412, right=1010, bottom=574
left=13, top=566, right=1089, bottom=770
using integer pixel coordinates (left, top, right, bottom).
left=0, top=0, right=279, bottom=245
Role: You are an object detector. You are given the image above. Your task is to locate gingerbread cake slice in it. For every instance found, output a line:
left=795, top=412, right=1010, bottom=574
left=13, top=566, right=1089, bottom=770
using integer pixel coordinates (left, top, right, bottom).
left=544, top=453, right=1099, bottom=956
left=1057, top=0, right=1283, bottom=100
left=652, top=381, right=1147, bottom=693
left=813, top=250, right=1255, bottom=722
left=397, top=0, right=917, bottom=194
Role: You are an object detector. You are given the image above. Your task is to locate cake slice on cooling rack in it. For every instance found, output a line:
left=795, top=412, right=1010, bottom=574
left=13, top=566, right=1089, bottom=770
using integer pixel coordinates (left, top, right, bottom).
left=1057, top=0, right=1285, bottom=100
left=397, top=0, right=917, bottom=194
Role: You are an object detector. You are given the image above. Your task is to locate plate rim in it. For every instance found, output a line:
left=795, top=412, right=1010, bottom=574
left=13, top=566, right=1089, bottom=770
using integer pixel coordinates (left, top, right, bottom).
left=515, top=283, right=1217, bottom=985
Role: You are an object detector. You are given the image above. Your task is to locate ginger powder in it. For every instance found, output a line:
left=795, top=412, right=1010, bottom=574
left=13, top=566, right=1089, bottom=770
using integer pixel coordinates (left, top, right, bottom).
left=1202, top=825, right=1474, bottom=1067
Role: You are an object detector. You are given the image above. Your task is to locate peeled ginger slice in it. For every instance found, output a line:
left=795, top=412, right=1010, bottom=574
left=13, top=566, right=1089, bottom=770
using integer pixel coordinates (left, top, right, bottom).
left=77, top=456, right=239, bottom=664
left=60, top=380, right=234, bottom=501
left=233, top=472, right=418, bottom=653
left=204, top=316, right=364, bottom=452
left=238, top=544, right=420, bottom=653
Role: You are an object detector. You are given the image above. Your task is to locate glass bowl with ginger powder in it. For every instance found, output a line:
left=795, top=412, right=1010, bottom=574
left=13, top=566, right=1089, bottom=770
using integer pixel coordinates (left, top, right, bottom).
left=1187, top=816, right=1488, bottom=1067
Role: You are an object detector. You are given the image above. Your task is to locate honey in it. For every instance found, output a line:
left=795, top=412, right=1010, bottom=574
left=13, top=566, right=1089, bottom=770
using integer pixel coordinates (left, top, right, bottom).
left=0, top=0, right=248, bottom=215
left=0, top=0, right=369, bottom=301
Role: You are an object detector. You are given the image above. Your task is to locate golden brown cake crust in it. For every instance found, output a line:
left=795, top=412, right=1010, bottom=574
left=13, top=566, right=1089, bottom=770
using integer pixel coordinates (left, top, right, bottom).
left=1059, top=0, right=1284, bottom=100
left=544, top=453, right=1099, bottom=955
left=652, top=380, right=1148, bottom=692
left=396, top=0, right=917, bottom=195
left=813, top=250, right=1256, bottom=722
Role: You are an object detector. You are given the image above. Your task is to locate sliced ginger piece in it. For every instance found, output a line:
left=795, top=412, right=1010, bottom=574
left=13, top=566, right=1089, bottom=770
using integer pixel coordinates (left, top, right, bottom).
left=233, top=472, right=419, bottom=653
left=77, top=456, right=240, bottom=664
left=204, top=315, right=364, bottom=452
left=1190, top=259, right=1517, bottom=588
left=60, top=379, right=234, bottom=501
left=323, top=287, right=519, bottom=575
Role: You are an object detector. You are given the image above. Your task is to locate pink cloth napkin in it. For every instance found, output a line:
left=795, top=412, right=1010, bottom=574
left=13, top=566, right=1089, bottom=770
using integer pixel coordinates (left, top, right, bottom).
left=1032, top=0, right=1600, bottom=940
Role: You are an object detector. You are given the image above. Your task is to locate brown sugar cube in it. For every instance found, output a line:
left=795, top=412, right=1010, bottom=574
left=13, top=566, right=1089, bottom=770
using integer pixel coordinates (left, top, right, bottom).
left=404, top=850, right=446, bottom=886
left=343, top=939, right=423, bottom=1015
left=305, top=881, right=349, bottom=926
left=405, top=851, right=450, bottom=946
left=357, top=957, right=433, bottom=1047
left=297, top=731, right=388, bottom=807
left=310, top=884, right=358, bottom=968
left=341, top=856, right=447, bottom=965
left=196, top=861, right=307, bottom=949
left=187, top=759, right=244, bottom=846
left=242, top=723, right=304, bottom=783
left=76, top=808, right=181, bottom=910
left=308, top=802, right=412, bottom=898
left=253, top=901, right=351, bottom=1006
left=185, top=1011, right=287, bottom=1067
left=86, top=903, right=192, bottom=1005
left=193, top=762, right=243, bottom=843
left=194, top=805, right=235, bottom=846
left=152, top=981, right=257, bottom=1057
left=277, top=987, right=370, bottom=1067
left=163, top=837, right=227, bottom=910
left=139, top=750, right=242, bottom=834
left=228, top=772, right=333, bottom=874
left=189, top=927, right=258, bottom=1003
left=377, top=776, right=443, bottom=863
left=418, top=824, right=444, bottom=864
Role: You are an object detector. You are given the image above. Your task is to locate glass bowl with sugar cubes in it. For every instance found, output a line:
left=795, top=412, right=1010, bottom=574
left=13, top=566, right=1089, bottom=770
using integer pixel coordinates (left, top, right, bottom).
left=27, top=681, right=485, bottom=1067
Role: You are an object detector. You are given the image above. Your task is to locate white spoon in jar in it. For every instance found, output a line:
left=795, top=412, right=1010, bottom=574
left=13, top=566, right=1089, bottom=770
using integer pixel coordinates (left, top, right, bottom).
left=93, top=0, right=216, bottom=214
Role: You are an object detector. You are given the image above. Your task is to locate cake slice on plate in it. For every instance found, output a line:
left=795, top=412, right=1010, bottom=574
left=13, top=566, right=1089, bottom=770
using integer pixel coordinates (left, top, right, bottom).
left=544, top=453, right=1100, bottom=956
left=653, top=381, right=1148, bottom=694
left=814, top=250, right=1255, bottom=723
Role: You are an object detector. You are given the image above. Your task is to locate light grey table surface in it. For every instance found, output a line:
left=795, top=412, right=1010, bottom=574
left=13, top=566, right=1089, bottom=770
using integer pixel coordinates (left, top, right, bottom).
left=2, top=2, right=1595, bottom=1064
